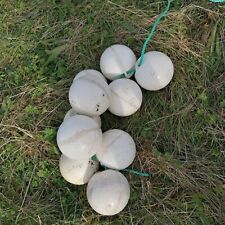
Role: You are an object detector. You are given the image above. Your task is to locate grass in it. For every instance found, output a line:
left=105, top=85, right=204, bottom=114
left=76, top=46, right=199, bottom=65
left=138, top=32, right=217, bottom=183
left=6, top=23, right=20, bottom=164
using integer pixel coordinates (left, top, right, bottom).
left=0, top=0, right=225, bottom=224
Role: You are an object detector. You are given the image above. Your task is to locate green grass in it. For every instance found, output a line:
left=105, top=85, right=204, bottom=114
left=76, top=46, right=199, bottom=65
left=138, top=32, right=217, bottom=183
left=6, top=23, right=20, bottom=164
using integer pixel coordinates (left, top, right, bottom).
left=0, top=0, right=225, bottom=224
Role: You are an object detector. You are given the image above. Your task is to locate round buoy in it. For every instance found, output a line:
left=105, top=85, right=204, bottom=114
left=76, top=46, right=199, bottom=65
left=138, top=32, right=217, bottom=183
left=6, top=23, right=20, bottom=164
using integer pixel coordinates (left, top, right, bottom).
left=109, top=78, right=142, bottom=116
left=59, top=154, right=99, bottom=185
left=100, top=44, right=136, bottom=80
left=97, top=129, right=136, bottom=170
left=135, top=51, right=174, bottom=91
left=69, top=70, right=111, bottom=116
left=87, top=169, right=130, bottom=215
left=57, top=115, right=102, bottom=160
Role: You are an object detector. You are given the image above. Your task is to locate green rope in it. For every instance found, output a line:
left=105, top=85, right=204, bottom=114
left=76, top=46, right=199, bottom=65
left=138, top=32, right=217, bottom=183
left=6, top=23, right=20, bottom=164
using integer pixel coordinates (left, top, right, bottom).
left=118, top=0, right=222, bottom=77
left=91, top=154, right=151, bottom=177
left=209, top=0, right=225, bottom=2
left=138, top=0, right=171, bottom=66
left=137, top=0, right=223, bottom=67
left=116, top=67, right=136, bottom=79
left=122, top=168, right=150, bottom=177
left=118, top=0, right=171, bottom=78
left=91, top=154, right=98, bottom=161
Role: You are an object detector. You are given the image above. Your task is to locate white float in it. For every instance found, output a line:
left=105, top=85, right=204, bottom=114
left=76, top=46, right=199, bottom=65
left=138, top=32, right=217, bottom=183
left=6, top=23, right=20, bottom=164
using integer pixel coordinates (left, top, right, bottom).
left=109, top=78, right=142, bottom=116
left=97, top=129, right=136, bottom=170
left=64, top=108, right=101, bottom=127
left=69, top=70, right=111, bottom=116
left=57, top=115, right=102, bottom=160
left=100, top=44, right=136, bottom=80
left=135, top=51, right=174, bottom=91
left=87, top=169, right=130, bottom=215
left=59, top=154, right=99, bottom=185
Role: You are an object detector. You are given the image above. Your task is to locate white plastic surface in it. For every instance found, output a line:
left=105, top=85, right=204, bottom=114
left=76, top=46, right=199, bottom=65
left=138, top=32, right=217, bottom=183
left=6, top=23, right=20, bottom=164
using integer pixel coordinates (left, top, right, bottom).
left=135, top=51, right=174, bottom=91
left=96, top=129, right=136, bottom=170
left=59, top=154, right=99, bottom=185
left=73, top=69, right=107, bottom=83
left=87, top=169, right=130, bottom=215
left=100, top=44, right=136, bottom=80
left=64, top=108, right=101, bottom=127
left=64, top=108, right=77, bottom=120
left=69, top=70, right=111, bottom=116
left=109, top=78, right=142, bottom=116
left=57, top=115, right=102, bottom=160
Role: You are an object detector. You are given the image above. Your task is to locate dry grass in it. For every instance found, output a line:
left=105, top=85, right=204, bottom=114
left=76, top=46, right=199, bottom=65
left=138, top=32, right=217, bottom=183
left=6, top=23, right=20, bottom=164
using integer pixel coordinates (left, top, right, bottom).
left=0, top=1, right=225, bottom=224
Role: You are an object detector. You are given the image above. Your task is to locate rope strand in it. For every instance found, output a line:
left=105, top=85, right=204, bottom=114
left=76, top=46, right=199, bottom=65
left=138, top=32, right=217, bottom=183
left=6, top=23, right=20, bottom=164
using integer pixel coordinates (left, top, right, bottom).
left=120, top=0, right=222, bottom=76
left=138, top=0, right=171, bottom=66
left=122, top=168, right=150, bottom=177
left=209, top=0, right=225, bottom=2
left=91, top=154, right=151, bottom=177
